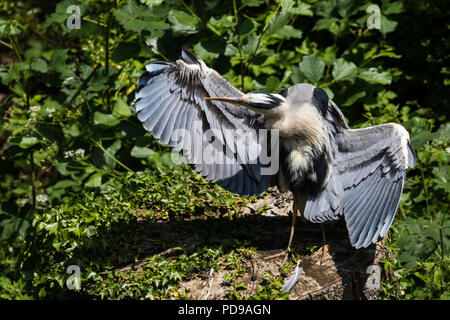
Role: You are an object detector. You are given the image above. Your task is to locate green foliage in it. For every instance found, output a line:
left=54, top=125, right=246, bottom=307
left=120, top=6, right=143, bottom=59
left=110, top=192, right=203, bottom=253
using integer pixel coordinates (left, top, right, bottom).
left=0, top=0, right=448, bottom=299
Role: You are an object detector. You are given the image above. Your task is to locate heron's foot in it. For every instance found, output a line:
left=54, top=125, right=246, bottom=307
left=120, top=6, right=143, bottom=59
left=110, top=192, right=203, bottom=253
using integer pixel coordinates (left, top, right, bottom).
left=264, top=251, right=286, bottom=260
left=280, top=249, right=291, bottom=267
left=264, top=248, right=292, bottom=268
left=312, top=244, right=329, bottom=264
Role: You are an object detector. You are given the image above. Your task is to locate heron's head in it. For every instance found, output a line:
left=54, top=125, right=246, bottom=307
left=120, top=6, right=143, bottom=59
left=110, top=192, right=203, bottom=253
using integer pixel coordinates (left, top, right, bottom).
left=205, top=92, right=287, bottom=115
left=281, top=83, right=329, bottom=116
left=205, top=84, right=329, bottom=118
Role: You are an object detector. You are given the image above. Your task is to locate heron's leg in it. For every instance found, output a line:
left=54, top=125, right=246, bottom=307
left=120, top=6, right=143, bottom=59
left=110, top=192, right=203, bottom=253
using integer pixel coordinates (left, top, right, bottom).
left=317, top=224, right=328, bottom=264
left=264, top=198, right=299, bottom=265
left=280, top=201, right=298, bottom=266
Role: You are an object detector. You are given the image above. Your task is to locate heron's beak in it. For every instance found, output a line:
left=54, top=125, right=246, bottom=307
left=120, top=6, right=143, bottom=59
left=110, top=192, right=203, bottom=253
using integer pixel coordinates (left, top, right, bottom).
left=204, top=97, right=245, bottom=106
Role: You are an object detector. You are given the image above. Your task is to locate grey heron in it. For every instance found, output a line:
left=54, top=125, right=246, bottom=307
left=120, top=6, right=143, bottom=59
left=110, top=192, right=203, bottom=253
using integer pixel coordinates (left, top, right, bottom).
left=135, top=50, right=415, bottom=257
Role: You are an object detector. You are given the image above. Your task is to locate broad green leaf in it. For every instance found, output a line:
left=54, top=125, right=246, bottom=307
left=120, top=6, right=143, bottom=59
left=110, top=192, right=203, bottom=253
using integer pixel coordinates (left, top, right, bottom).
left=410, top=130, right=434, bottom=149
left=64, top=123, right=81, bottom=137
left=383, top=1, right=404, bottom=15
left=168, top=10, right=200, bottom=35
left=105, top=140, right=122, bottom=169
left=86, top=173, right=102, bottom=188
left=193, top=41, right=224, bottom=61
left=299, top=54, right=325, bottom=83
left=31, top=58, right=48, bottom=73
left=242, top=0, right=265, bottom=7
left=434, top=123, right=450, bottom=139
left=285, top=2, right=313, bottom=16
left=207, top=16, right=236, bottom=36
left=113, top=97, right=132, bottom=118
left=314, top=0, right=336, bottom=17
left=276, top=25, right=302, bottom=39
left=139, top=0, right=163, bottom=7
left=379, top=15, right=397, bottom=36
left=53, top=180, right=79, bottom=189
left=19, top=136, right=39, bottom=149
left=93, top=112, right=120, bottom=127
left=266, top=13, right=290, bottom=36
left=265, top=76, right=280, bottom=92
left=131, top=146, right=155, bottom=158
left=336, top=0, right=354, bottom=18
left=291, top=65, right=305, bottom=83
left=332, top=58, right=357, bottom=81
left=114, top=0, right=169, bottom=34
left=312, top=17, right=339, bottom=31
left=358, top=68, right=392, bottom=85
left=238, top=19, right=258, bottom=36
left=49, top=49, right=68, bottom=73
left=242, top=34, right=259, bottom=55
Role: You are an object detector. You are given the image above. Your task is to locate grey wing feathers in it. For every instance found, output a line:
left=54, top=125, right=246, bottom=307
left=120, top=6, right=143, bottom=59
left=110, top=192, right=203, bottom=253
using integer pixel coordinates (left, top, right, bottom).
left=304, top=101, right=416, bottom=248
left=135, top=51, right=272, bottom=196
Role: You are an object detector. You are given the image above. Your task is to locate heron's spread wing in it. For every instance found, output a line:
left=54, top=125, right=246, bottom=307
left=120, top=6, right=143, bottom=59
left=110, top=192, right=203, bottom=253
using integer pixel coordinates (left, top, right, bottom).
left=135, top=51, right=272, bottom=196
left=304, top=101, right=415, bottom=248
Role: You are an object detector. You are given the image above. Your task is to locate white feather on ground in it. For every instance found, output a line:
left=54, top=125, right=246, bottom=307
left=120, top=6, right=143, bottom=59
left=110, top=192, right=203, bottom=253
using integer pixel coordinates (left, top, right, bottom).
left=282, top=263, right=303, bottom=293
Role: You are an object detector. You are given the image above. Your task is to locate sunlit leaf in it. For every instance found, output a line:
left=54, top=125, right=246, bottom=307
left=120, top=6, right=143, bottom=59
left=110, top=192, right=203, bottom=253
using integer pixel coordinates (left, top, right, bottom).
left=299, top=54, right=325, bottom=82
left=168, top=10, right=200, bottom=35
left=332, top=58, right=357, bottom=81
left=93, top=112, right=120, bottom=127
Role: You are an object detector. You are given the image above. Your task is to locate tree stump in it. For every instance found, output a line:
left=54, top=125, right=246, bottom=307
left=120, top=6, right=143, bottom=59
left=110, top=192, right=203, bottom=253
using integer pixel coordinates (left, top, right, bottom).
left=180, top=188, right=388, bottom=300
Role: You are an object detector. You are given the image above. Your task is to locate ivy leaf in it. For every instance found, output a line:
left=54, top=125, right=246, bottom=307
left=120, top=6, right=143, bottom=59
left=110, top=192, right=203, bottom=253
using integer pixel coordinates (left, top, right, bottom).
left=332, top=58, right=356, bottom=81
left=299, top=54, right=325, bottom=83
left=358, top=68, right=392, bottom=85
left=168, top=10, right=200, bottom=35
